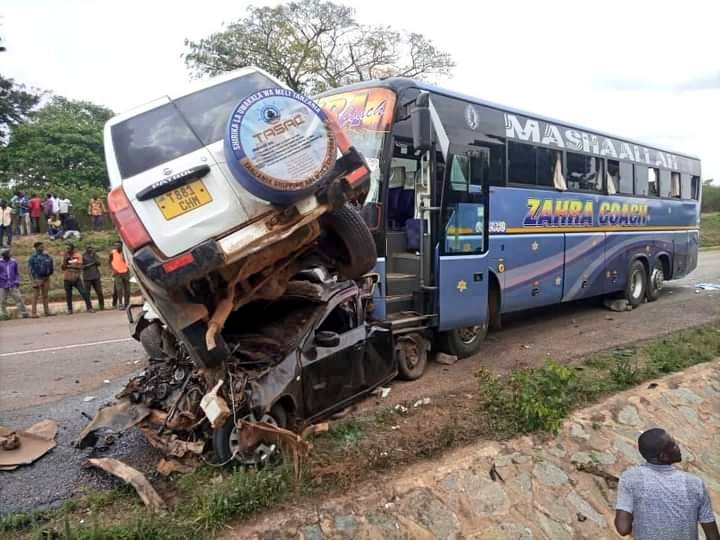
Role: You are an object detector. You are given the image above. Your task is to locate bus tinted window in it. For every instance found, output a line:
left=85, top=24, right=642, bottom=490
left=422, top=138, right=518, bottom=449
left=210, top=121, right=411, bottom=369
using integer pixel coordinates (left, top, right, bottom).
left=536, top=147, right=555, bottom=187
left=691, top=176, right=700, bottom=200
left=659, top=169, right=671, bottom=197
left=634, top=165, right=649, bottom=196
left=567, top=152, right=603, bottom=192
left=508, top=142, right=535, bottom=184
left=618, top=161, right=634, bottom=194
left=648, top=167, right=660, bottom=196
left=472, top=140, right=505, bottom=186
left=671, top=172, right=681, bottom=198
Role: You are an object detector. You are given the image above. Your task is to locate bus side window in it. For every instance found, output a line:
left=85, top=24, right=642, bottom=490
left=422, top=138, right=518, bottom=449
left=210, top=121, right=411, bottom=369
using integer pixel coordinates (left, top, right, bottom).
left=671, top=172, right=681, bottom=198
left=566, top=153, right=603, bottom=193
left=619, top=161, right=634, bottom=194
left=659, top=169, right=671, bottom=198
left=648, top=167, right=660, bottom=196
left=634, top=165, right=649, bottom=196
left=444, top=151, right=486, bottom=254
left=691, top=176, right=700, bottom=200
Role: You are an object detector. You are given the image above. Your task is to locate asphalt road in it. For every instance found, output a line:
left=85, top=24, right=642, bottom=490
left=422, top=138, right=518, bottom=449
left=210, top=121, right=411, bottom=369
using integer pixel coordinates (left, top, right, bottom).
left=0, top=251, right=719, bottom=515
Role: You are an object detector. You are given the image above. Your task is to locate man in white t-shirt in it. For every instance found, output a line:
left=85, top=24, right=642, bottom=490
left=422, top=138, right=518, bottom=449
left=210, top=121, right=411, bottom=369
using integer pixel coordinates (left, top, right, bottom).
left=58, top=197, right=72, bottom=224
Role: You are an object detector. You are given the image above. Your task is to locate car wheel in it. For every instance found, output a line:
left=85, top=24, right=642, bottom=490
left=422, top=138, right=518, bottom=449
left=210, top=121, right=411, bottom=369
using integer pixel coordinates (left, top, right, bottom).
left=646, top=260, right=665, bottom=302
left=319, top=205, right=377, bottom=279
left=224, top=89, right=337, bottom=205
left=397, top=333, right=428, bottom=380
left=625, top=260, right=647, bottom=307
left=437, top=325, right=487, bottom=359
left=212, top=404, right=288, bottom=466
left=138, top=321, right=165, bottom=361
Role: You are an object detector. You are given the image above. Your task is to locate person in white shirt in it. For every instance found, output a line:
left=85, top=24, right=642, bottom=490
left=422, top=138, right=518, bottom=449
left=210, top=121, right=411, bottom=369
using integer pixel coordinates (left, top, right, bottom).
left=58, top=197, right=72, bottom=225
left=51, top=194, right=61, bottom=216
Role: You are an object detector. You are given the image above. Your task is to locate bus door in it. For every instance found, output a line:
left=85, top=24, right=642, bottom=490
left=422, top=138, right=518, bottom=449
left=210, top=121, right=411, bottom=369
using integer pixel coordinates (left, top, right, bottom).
left=437, top=146, right=490, bottom=331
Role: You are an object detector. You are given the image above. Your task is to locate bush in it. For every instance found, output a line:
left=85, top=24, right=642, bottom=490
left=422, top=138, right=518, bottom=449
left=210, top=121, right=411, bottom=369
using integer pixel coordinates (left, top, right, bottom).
left=478, top=361, right=579, bottom=434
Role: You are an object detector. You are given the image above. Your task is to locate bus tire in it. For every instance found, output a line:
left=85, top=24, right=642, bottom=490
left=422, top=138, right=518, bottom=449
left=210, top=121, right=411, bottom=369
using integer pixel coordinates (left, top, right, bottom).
left=396, top=333, right=428, bottom=380
left=646, top=260, right=665, bottom=302
left=213, top=404, right=288, bottom=465
left=319, top=205, right=377, bottom=279
left=437, top=325, right=487, bottom=359
left=625, top=259, right=647, bottom=307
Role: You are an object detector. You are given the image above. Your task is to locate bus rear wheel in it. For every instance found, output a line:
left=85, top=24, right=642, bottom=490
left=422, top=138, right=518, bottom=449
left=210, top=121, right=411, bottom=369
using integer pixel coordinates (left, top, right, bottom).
left=625, top=260, right=647, bottom=307
left=646, top=260, right=665, bottom=302
left=437, top=325, right=487, bottom=359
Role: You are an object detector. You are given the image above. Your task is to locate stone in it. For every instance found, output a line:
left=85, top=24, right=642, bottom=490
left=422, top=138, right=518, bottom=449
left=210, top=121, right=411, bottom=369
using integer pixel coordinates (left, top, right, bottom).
left=679, top=406, right=700, bottom=426
left=511, top=472, right=532, bottom=493
left=590, top=451, right=616, bottom=465
left=479, top=523, right=533, bottom=540
left=548, top=446, right=567, bottom=458
left=435, top=352, right=458, bottom=366
left=512, top=454, right=531, bottom=465
left=334, top=515, right=357, bottom=536
left=536, top=511, right=572, bottom=540
left=669, top=388, right=703, bottom=404
left=570, top=423, right=590, bottom=440
left=613, top=437, right=642, bottom=463
left=618, top=405, right=641, bottom=426
left=566, top=492, right=607, bottom=528
left=299, top=524, right=324, bottom=540
left=604, top=298, right=631, bottom=312
left=398, top=488, right=461, bottom=539
left=570, top=452, right=592, bottom=465
left=440, top=471, right=510, bottom=515
left=532, top=461, right=568, bottom=486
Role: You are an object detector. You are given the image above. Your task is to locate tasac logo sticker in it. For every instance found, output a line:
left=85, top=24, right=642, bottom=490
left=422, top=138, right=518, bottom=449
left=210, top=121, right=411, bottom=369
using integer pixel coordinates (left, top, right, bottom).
left=523, top=198, right=649, bottom=227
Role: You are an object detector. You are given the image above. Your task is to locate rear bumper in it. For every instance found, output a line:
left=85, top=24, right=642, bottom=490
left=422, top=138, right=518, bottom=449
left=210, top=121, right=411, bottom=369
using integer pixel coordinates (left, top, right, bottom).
left=133, top=240, right=223, bottom=290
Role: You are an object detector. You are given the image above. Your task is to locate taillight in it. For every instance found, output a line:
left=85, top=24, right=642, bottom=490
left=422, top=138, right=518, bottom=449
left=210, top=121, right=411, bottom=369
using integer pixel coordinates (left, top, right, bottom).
left=108, top=187, right=151, bottom=251
left=162, top=252, right=194, bottom=273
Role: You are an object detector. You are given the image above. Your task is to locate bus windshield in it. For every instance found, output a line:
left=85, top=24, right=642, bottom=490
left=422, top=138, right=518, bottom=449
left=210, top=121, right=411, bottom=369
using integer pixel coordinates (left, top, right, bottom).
left=316, top=88, right=397, bottom=202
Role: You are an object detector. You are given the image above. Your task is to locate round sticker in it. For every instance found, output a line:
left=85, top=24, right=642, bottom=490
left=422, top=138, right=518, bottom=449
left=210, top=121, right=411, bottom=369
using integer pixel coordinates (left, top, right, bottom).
left=225, top=88, right=337, bottom=204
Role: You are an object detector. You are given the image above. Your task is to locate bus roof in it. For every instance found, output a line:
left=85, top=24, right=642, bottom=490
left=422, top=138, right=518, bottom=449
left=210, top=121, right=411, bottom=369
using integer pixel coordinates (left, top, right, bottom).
left=318, top=78, right=700, bottom=162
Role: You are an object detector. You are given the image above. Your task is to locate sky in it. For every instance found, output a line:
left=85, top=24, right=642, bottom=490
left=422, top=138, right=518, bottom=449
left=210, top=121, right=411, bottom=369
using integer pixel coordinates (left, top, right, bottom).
left=1, top=0, right=719, bottom=181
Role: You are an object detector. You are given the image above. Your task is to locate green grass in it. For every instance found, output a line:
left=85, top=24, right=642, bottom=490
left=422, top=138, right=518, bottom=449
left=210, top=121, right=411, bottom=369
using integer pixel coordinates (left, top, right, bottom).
left=700, top=212, right=720, bottom=248
left=3, top=322, right=720, bottom=539
left=5, top=230, right=139, bottom=306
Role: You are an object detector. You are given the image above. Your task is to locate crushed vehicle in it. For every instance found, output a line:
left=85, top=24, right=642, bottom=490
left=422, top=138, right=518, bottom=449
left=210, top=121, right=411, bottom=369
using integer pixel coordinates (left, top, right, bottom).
left=79, top=269, right=429, bottom=465
left=104, top=66, right=377, bottom=369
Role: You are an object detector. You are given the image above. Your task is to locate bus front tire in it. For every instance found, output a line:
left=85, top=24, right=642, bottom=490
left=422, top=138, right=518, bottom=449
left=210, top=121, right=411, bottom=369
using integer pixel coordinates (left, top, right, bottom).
left=625, top=260, right=647, bottom=307
left=646, top=260, right=665, bottom=302
left=437, top=325, right=487, bottom=359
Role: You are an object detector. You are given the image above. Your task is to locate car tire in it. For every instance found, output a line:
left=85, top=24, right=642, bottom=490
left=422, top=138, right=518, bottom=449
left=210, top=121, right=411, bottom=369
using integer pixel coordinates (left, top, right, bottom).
left=646, top=260, right=665, bottom=302
left=138, top=321, right=165, bottom=361
left=625, top=259, right=647, bottom=307
left=437, top=325, right=487, bottom=359
left=213, top=404, right=288, bottom=466
left=319, top=205, right=377, bottom=279
left=224, top=89, right=337, bottom=205
left=396, top=333, right=428, bottom=380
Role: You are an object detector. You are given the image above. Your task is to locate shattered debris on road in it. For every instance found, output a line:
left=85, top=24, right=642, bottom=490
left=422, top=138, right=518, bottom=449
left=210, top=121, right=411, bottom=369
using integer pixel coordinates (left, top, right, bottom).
left=0, top=419, right=58, bottom=471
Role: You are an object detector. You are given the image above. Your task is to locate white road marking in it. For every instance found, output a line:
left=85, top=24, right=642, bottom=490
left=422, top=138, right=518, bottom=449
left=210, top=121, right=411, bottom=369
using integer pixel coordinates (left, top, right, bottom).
left=0, top=337, right=134, bottom=358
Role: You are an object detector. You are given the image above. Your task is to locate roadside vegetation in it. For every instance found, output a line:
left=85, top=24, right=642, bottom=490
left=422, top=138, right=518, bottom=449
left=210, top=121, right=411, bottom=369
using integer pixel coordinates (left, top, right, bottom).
left=3, top=321, right=719, bottom=539
left=701, top=212, right=720, bottom=248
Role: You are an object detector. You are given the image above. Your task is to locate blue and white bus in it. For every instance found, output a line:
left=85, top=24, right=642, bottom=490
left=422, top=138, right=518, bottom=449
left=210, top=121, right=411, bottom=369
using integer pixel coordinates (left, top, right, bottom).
left=317, top=80, right=701, bottom=358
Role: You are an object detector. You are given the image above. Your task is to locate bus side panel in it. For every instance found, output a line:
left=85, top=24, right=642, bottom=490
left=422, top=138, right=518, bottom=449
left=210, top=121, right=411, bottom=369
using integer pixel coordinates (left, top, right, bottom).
left=562, top=232, right=606, bottom=301
left=500, top=234, right=564, bottom=313
left=437, top=254, right=488, bottom=331
left=686, top=230, right=699, bottom=276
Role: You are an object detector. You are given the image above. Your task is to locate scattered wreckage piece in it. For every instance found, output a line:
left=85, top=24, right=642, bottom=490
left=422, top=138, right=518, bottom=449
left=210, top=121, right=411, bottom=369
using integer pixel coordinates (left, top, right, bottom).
left=0, top=420, right=58, bottom=471
left=140, top=428, right=204, bottom=459
left=156, top=457, right=198, bottom=477
left=75, top=399, right=151, bottom=448
left=88, top=458, right=166, bottom=513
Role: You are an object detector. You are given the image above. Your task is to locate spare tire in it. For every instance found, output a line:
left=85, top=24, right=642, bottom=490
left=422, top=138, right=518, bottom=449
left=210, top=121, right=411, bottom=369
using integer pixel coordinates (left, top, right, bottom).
left=224, top=88, right=338, bottom=205
left=319, top=205, right=377, bottom=279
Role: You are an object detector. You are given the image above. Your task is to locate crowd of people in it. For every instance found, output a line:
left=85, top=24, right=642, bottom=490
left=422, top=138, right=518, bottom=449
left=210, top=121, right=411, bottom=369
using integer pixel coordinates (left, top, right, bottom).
left=0, top=240, right=131, bottom=319
left=0, top=192, right=107, bottom=248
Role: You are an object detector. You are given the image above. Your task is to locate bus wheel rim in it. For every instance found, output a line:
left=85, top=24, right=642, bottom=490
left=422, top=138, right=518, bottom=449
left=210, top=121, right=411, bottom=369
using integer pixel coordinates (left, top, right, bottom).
left=631, top=270, right=644, bottom=299
left=652, top=267, right=664, bottom=291
left=458, top=326, right=481, bottom=344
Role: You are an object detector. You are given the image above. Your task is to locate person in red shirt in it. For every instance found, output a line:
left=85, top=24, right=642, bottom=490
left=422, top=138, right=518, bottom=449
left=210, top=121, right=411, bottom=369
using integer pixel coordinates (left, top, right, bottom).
left=28, top=194, right=43, bottom=234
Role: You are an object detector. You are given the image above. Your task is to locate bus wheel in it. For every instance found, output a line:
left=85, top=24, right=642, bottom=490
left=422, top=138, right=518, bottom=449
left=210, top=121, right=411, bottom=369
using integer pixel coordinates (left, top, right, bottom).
left=646, top=260, right=665, bottom=302
left=437, top=325, right=487, bottom=359
left=397, top=333, right=429, bottom=380
left=625, top=260, right=647, bottom=307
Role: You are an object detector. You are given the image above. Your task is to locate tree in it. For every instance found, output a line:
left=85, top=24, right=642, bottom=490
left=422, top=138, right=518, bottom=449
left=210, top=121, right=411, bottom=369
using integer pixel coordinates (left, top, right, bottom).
left=184, top=0, right=455, bottom=93
left=0, top=96, right=113, bottom=191
left=0, top=75, right=41, bottom=142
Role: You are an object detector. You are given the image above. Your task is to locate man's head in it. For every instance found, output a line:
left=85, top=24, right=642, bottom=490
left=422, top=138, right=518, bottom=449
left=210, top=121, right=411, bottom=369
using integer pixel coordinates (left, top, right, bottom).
left=1, top=248, right=10, bottom=260
left=65, top=242, right=75, bottom=253
left=34, top=242, right=45, bottom=254
left=638, top=428, right=682, bottom=464
left=85, top=244, right=94, bottom=254
left=114, top=241, right=123, bottom=251
left=46, top=193, right=51, bottom=199
left=0, top=200, right=6, bottom=209
left=32, top=193, right=37, bottom=199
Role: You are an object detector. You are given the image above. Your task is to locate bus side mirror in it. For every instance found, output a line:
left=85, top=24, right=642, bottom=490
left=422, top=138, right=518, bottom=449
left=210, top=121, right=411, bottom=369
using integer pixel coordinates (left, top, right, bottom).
left=412, top=92, right=432, bottom=152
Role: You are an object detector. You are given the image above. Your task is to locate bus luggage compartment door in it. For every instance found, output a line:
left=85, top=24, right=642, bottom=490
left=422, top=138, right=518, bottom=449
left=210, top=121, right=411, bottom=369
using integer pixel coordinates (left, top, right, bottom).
left=437, top=253, right=489, bottom=332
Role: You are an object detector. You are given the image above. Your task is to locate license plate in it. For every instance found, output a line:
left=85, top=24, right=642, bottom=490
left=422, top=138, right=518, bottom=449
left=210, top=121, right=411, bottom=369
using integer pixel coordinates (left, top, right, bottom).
left=154, top=180, right=212, bottom=220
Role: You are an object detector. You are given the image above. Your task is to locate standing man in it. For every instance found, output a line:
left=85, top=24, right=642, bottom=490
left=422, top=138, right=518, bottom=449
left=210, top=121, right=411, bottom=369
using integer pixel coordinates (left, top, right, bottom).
left=58, top=195, right=71, bottom=225
left=61, top=242, right=94, bottom=314
left=0, top=248, right=29, bottom=319
left=87, top=196, right=106, bottom=230
left=82, top=244, right=104, bottom=310
left=0, top=200, right=13, bottom=247
left=109, top=241, right=130, bottom=310
left=28, top=241, right=54, bottom=317
left=28, top=193, right=43, bottom=233
left=615, top=428, right=719, bottom=539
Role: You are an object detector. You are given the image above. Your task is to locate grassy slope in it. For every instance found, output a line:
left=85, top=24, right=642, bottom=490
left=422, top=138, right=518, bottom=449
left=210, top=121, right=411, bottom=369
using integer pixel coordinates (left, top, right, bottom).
left=701, top=212, right=720, bottom=248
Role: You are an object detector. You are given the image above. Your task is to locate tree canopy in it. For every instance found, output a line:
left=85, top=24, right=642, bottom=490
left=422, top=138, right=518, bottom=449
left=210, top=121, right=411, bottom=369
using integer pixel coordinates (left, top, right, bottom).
left=0, top=96, right=113, bottom=191
left=184, top=0, right=455, bottom=93
left=0, top=75, right=41, bottom=142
